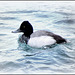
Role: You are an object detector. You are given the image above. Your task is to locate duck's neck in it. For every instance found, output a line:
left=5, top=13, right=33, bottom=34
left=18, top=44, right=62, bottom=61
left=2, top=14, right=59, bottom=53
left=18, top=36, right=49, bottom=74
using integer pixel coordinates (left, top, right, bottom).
left=24, top=32, right=33, bottom=38
left=24, top=29, right=33, bottom=38
left=22, top=34, right=30, bottom=44
left=24, top=33, right=30, bottom=38
left=23, top=28, right=33, bottom=38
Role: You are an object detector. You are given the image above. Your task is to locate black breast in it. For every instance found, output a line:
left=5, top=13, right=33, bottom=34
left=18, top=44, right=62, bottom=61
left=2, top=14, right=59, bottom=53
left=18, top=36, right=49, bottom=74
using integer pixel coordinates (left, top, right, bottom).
left=19, top=34, right=29, bottom=44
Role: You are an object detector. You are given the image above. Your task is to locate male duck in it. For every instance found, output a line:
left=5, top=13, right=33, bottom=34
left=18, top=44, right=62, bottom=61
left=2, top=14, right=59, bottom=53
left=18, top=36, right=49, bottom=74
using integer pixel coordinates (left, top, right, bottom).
left=12, top=21, right=66, bottom=48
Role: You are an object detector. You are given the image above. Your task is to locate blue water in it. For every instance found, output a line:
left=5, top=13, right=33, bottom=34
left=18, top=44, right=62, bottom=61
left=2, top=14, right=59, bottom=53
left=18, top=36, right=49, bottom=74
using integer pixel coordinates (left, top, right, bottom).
left=0, top=1, right=75, bottom=74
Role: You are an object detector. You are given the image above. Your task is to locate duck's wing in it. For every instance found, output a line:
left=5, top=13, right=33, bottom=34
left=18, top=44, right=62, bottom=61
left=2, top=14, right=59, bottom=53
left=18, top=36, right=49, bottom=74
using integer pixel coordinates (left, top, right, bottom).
left=31, top=30, right=66, bottom=44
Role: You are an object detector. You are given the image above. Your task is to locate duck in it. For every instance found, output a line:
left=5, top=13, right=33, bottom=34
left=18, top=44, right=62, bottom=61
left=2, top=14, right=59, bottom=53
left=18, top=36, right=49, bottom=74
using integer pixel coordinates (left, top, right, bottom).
left=12, top=21, right=67, bottom=48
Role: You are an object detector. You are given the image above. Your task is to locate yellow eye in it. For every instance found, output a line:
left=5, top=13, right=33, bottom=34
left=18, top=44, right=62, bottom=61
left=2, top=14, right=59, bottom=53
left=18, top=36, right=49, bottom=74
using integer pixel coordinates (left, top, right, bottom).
left=23, top=26, right=25, bottom=28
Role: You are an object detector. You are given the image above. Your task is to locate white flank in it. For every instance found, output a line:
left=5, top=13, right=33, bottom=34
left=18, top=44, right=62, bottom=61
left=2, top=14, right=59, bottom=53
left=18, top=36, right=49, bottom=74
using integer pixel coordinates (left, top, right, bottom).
left=28, top=36, right=56, bottom=48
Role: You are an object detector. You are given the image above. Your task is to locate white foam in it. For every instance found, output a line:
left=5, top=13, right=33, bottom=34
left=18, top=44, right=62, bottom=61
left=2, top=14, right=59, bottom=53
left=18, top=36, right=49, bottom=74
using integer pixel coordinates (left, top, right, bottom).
left=28, top=36, right=56, bottom=48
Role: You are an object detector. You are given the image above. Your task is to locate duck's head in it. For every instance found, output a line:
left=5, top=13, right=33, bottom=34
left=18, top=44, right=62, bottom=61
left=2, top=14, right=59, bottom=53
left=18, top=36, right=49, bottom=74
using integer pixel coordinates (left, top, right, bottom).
left=12, top=21, right=33, bottom=37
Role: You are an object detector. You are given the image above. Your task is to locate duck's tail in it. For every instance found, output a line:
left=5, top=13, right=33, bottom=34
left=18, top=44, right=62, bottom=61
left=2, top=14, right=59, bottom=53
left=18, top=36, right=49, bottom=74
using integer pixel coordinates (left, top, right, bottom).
left=53, top=35, right=67, bottom=44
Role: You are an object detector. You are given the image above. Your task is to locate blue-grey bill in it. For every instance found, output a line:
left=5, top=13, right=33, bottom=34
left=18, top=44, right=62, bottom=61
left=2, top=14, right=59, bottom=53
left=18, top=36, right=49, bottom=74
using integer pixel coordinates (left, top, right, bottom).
left=12, top=29, right=21, bottom=33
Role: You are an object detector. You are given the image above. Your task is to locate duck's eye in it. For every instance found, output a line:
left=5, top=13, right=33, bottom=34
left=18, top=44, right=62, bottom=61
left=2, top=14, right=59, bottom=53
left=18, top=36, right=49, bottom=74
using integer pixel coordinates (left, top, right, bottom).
left=23, top=26, right=25, bottom=28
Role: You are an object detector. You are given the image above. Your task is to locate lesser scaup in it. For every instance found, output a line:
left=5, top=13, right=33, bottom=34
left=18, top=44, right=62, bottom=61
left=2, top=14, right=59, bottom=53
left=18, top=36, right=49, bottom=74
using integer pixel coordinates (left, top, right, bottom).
left=12, top=21, right=67, bottom=48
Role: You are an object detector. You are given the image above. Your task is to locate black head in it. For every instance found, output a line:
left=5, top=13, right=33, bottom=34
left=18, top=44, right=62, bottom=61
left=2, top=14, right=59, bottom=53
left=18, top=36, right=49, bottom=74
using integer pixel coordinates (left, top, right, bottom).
left=12, top=21, right=33, bottom=37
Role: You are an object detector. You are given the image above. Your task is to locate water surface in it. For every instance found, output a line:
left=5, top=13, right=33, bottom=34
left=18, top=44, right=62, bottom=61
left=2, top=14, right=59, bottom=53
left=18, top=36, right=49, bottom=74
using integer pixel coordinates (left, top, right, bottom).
left=0, top=1, right=75, bottom=74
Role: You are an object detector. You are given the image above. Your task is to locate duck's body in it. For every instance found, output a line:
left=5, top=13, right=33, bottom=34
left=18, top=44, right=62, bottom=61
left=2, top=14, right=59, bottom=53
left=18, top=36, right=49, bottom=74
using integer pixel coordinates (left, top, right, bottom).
left=12, top=21, right=66, bottom=48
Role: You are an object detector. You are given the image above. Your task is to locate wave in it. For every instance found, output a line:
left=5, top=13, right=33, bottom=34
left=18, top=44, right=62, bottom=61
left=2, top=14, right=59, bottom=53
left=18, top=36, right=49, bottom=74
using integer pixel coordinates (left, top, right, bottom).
left=55, top=19, right=75, bottom=24
left=0, top=17, right=17, bottom=20
left=2, top=10, right=39, bottom=14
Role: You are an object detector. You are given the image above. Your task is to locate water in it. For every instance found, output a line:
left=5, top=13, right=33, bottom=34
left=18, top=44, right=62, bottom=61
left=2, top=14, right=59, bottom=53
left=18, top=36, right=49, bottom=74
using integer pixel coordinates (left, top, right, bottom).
left=0, top=1, right=75, bottom=74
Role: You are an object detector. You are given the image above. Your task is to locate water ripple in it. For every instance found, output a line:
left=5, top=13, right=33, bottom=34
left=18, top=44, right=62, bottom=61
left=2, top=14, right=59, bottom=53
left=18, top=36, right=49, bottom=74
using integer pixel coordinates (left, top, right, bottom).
left=54, top=11, right=75, bottom=15
left=36, top=14, right=49, bottom=18
left=0, top=34, right=7, bottom=36
left=0, top=17, right=17, bottom=20
left=0, top=23, right=5, bottom=25
left=2, top=10, right=39, bottom=14
left=55, top=19, right=75, bottom=24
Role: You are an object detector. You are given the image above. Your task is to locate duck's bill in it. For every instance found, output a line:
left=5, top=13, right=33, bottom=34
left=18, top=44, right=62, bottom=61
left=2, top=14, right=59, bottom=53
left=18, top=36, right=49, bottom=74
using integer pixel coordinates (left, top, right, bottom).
left=12, top=29, right=21, bottom=33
